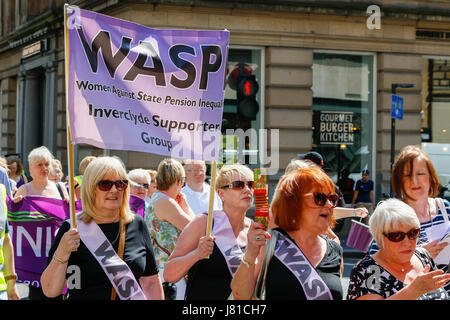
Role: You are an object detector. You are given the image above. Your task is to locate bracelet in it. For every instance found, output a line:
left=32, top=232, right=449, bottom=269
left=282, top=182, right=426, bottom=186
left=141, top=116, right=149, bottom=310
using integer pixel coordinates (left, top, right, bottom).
left=4, top=274, right=17, bottom=282
left=353, top=208, right=356, bottom=217
left=53, top=254, right=69, bottom=264
left=241, top=256, right=255, bottom=268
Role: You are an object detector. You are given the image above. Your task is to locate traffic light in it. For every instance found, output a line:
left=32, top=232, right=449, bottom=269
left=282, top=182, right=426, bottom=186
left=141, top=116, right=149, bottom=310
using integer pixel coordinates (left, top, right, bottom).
left=235, top=62, right=259, bottom=121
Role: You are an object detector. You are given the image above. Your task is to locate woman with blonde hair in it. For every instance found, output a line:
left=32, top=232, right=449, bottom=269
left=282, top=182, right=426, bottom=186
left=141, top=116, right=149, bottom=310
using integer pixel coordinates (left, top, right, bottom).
left=164, top=164, right=255, bottom=300
left=41, top=156, right=163, bottom=300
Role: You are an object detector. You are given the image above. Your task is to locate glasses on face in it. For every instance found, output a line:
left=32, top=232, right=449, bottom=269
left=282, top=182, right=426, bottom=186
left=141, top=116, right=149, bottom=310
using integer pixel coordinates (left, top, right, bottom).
left=383, top=228, right=420, bottom=242
left=219, top=181, right=255, bottom=190
left=97, top=179, right=129, bottom=192
left=130, top=181, right=149, bottom=190
left=305, top=192, right=339, bottom=208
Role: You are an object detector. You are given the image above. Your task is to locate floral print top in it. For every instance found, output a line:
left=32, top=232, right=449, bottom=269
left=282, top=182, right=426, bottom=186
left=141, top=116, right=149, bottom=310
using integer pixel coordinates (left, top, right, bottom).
left=145, top=191, right=180, bottom=271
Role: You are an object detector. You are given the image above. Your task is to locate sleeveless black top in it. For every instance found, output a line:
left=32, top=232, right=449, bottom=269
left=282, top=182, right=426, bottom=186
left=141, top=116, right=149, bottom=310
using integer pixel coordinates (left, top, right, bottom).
left=265, top=228, right=343, bottom=300
left=185, top=243, right=233, bottom=300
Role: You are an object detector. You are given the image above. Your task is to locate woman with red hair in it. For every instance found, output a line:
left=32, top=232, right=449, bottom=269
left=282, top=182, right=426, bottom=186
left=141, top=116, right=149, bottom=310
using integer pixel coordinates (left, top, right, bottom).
left=231, top=166, right=343, bottom=300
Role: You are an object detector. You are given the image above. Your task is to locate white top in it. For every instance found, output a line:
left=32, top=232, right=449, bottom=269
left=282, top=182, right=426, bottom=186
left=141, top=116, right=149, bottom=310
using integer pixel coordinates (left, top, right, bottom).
left=182, top=182, right=223, bottom=215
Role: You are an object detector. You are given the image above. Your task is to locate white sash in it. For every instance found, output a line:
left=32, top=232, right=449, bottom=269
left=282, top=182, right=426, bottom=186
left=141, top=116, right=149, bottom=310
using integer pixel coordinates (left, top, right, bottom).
left=210, top=210, right=245, bottom=277
left=273, top=230, right=333, bottom=300
left=76, top=216, right=147, bottom=300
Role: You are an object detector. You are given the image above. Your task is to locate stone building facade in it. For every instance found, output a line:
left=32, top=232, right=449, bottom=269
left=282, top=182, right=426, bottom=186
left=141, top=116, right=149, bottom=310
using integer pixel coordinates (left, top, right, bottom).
left=1, top=0, right=450, bottom=202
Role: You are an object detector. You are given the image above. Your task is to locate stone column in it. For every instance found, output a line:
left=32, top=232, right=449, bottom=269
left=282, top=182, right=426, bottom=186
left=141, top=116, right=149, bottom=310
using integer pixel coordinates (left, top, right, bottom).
left=21, top=71, right=42, bottom=167
left=376, top=53, right=423, bottom=199
left=44, top=61, right=57, bottom=154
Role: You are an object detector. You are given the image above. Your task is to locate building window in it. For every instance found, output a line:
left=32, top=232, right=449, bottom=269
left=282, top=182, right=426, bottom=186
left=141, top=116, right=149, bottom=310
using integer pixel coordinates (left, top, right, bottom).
left=421, top=58, right=450, bottom=143
left=312, top=52, right=374, bottom=202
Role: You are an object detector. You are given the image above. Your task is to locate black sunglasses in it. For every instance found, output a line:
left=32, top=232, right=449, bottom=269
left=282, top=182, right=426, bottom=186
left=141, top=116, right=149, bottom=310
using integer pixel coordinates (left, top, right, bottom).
left=97, top=179, right=129, bottom=192
left=310, top=192, right=339, bottom=207
left=383, top=228, right=420, bottom=242
left=220, top=181, right=255, bottom=190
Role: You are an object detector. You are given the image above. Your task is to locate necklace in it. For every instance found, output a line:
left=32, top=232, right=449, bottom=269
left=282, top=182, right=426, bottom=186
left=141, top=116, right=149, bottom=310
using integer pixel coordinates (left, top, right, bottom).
left=110, top=222, right=121, bottom=245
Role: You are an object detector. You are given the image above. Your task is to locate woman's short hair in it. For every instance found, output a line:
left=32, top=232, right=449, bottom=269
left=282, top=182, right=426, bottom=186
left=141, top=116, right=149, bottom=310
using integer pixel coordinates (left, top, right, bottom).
left=147, top=169, right=157, bottom=180
left=215, top=164, right=254, bottom=189
left=80, top=156, right=134, bottom=224
left=79, top=156, right=96, bottom=176
left=50, top=159, right=63, bottom=177
left=271, top=166, right=335, bottom=232
left=28, top=146, right=53, bottom=166
left=156, top=158, right=185, bottom=191
left=369, top=198, right=420, bottom=249
left=7, top=157, right=23, bottom=175
left=128, top=168, right=151, bottom=184
left=392, top=145, right=440, bottom=199
left=285, top=159, right=316, bottom=174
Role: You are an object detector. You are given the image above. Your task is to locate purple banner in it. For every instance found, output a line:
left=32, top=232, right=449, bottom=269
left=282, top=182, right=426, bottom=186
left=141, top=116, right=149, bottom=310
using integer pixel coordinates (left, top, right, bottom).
left=66, top=6, right=229, bottom=161
left=6, top=196, right=71, bottom=287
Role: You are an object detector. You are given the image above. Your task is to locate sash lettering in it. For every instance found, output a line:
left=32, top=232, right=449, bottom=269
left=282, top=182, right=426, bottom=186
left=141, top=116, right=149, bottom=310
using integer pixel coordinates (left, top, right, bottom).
left=209, top=211, right=246, bottom=277
left=274, top=231, right=333, bottom=300
left=224, top=245, right=244, bottom=275
left=77, top=216, right=146, bottom=300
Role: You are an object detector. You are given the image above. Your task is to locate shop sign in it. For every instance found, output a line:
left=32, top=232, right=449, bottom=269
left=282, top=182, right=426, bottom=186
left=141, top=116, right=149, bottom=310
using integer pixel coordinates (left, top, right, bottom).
left=319, top=111, right=354, bottom=145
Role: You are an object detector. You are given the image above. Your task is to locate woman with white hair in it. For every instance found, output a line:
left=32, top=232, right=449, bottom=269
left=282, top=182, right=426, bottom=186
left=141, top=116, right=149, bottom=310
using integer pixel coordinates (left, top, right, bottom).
left=128, top=169, right=151, bottom=200
left=347, top=198, right=450, bottom=300
left=41, top=156, right=163, bottom=300
left=14, top=146, right=68, bottom=202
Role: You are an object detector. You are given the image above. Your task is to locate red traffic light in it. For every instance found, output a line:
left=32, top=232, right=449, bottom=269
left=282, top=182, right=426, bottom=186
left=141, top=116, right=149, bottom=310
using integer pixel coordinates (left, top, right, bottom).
left=237, top=77, right=258, bottom=97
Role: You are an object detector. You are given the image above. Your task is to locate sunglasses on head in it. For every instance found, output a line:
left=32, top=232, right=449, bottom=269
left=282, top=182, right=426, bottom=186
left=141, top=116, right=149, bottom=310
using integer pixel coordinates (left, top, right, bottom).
left=97, top=179, right=129, bottom=192
left=383, top=228, right=420, bottom=242
left=220, top=180, right=255, bottom=190
left=309, top=192, right=339, bottom=207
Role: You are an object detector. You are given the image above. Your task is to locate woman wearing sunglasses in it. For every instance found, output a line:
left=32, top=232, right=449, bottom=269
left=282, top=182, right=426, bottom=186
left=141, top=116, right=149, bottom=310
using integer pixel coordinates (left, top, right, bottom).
left=368, top=145, right=450, bottom=293
left=347, top=198, right=450, bottom=300
left=231, top=166, right=343, bottom=300
left=163, top=164, right=254, bottom=300
left=145, top=158, right=195, bottom=299
left=128, top=169, right=151, bottom=200
left=41, top=156, right=164, bottom=300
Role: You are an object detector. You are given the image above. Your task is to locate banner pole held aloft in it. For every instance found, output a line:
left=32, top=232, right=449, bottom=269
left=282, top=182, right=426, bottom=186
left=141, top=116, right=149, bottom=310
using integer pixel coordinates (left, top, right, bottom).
left=205, top=160, right=217, bottom=259
left=64, top=4, right=77, bottom=232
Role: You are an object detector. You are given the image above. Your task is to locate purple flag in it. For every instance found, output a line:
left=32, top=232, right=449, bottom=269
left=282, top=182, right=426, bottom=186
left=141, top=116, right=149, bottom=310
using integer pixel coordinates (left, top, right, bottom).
left=129, top=195, right=145, bottom=218
left=66, top=6, right=229, bottom=161
left=6, top=196, right=70, bottom=287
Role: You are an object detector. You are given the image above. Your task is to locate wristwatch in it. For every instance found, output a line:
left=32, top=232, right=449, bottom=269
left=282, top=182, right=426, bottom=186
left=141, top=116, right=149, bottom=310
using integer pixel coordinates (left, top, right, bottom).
left=4, top=274, right=17, bottom=282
